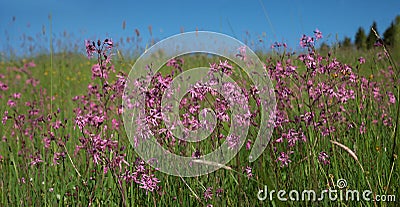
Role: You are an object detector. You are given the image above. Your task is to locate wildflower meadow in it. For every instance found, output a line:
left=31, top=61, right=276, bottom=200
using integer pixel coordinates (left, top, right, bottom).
left=0, top=17, right=399, bottom=207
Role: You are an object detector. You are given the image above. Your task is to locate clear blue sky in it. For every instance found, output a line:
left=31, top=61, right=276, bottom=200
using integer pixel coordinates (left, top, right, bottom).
left=1, top=0, right=399, bottom=55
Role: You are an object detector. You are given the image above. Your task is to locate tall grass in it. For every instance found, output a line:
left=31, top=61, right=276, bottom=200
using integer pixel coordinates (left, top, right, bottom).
left=0, top=29, right=398, bottom=207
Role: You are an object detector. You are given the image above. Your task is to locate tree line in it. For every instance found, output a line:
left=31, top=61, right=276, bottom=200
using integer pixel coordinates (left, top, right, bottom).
left=321, top=15, right=400, bottom=51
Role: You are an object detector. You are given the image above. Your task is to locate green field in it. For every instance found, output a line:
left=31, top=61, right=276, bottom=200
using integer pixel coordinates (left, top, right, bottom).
left=0, top=32, right=399, bottom=207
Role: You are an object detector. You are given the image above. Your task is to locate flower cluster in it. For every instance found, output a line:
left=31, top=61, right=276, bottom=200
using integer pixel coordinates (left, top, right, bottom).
left=268, top=29, right=396, bottom=168
left=75, top=38, right=160, bottom=201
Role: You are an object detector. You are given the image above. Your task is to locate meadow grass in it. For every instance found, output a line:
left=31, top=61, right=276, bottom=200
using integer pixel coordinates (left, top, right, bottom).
left=0, top=38, right=399, bottom=207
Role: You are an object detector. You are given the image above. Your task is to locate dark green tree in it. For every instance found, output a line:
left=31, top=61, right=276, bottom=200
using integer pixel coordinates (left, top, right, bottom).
left=366, top=21, right=379, bottom=49
left=383, top=22, right=395, bottom=46
left=391, top=15, right=400, bottom=49
left=382, top=15, right=400, bottom=49
left=355, top=27, right=367, bottom=50
left=341, top=36, right=352, bottom=49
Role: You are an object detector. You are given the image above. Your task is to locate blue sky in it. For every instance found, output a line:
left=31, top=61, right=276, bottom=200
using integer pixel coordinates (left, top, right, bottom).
left=1, top=0, right=399, bottom=55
